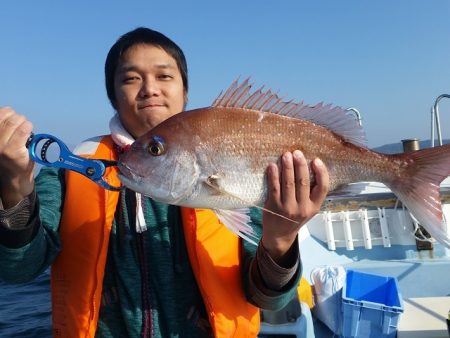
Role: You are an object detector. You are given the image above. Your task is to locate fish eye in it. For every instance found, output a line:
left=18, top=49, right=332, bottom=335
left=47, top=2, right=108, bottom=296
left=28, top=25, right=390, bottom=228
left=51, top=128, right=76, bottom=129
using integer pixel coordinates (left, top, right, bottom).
left=147, top=136, right=165, bottom=156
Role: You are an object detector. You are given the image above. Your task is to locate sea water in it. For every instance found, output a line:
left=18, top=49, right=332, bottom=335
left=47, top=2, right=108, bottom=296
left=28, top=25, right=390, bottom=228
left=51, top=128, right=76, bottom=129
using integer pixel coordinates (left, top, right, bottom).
left=0, top=269, right=51, bottom=338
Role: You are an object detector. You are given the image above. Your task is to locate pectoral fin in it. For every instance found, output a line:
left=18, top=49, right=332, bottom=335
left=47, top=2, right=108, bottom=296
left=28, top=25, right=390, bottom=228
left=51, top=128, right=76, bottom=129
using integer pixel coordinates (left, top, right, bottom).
left=213, top=208, right=258, bottom=245
left=205, top=174, right=298, bottom=239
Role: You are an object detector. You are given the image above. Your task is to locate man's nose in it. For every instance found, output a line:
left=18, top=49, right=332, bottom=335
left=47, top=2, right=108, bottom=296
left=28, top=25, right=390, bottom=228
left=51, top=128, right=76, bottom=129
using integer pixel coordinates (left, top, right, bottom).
left=140, top=78, right=160, bottom=97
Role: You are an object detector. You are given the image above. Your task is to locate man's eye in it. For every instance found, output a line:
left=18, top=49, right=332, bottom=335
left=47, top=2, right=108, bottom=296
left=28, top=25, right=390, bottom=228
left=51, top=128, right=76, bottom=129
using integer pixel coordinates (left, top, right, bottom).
left=158, top=74, right=173, bottom=80
left=123, top=76, right=140, bottom=83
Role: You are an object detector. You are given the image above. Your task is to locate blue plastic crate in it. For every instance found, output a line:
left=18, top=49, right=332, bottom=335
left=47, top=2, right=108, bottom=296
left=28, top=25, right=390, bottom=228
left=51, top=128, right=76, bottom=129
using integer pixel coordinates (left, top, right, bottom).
left=342, top=270, right=404, bottom=338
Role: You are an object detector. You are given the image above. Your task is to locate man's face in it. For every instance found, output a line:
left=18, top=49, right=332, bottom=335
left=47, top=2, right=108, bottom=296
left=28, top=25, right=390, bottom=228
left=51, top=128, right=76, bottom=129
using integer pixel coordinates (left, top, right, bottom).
left=114, top=44, right=186, bottom=138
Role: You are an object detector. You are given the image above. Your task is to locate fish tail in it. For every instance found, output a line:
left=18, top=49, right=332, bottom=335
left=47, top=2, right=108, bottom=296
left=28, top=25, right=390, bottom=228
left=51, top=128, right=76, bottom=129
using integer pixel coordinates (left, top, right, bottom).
left=388, top=144, right=450, bottom=248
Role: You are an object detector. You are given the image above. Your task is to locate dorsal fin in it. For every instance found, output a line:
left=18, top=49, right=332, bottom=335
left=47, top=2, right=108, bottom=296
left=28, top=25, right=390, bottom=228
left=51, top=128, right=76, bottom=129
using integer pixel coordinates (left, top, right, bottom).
left=212, top=78, right=367, bottom=147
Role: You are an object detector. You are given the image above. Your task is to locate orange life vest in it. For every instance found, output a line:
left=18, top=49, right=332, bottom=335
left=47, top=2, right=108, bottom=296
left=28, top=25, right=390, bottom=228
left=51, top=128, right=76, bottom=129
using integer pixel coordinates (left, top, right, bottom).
left=51, top=135, right=259, bottom=338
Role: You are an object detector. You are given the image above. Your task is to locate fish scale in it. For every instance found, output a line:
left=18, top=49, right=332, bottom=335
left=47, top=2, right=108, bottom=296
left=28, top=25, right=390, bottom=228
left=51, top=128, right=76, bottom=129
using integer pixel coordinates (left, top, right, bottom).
left=194, top=107, right=392, bottom=196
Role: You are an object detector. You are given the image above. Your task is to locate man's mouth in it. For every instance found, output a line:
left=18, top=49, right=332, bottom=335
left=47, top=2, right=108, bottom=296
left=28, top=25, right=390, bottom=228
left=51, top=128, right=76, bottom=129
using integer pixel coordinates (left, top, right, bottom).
left=138, top=102, right=165, bottom=110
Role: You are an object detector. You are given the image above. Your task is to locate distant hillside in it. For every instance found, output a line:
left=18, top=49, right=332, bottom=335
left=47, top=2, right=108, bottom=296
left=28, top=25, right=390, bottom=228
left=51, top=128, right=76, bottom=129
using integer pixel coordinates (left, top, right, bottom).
left=373, top=139, right=450, bottom=154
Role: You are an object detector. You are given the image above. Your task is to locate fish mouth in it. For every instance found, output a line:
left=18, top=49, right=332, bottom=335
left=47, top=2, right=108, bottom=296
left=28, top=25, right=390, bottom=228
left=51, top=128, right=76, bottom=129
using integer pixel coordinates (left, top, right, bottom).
left=117, top=162, right=137, bottom=179
left=117, top=173, right=138, bottom=190
left=116, top=162, right=195, bottom=205
left=116, top=163, right=145, bottom=191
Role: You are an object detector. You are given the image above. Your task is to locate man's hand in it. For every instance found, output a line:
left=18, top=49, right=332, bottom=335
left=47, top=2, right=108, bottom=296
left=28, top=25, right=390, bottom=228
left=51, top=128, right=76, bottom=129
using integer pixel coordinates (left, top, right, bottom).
left=0, top=107, right=35, bottom=208
left=261, top=150, right=329, bottom=265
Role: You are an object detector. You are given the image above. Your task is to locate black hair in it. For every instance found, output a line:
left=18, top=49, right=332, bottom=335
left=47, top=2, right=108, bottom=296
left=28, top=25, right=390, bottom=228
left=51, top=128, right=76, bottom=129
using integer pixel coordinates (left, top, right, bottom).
left=105, top=27, right=188, bottom=110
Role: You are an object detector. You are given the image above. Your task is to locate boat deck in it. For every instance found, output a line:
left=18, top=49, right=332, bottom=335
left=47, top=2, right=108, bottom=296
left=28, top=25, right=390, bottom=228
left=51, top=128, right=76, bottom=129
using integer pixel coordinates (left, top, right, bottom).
left=398, top=297, right=450, bottom=338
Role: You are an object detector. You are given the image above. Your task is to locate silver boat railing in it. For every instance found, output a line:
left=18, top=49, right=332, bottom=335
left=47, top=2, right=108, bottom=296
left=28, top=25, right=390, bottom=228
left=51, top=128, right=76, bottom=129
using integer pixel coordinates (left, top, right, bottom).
left=431, top=94, right=450, bottom=147
left=346, top=107, right=363, bottom=126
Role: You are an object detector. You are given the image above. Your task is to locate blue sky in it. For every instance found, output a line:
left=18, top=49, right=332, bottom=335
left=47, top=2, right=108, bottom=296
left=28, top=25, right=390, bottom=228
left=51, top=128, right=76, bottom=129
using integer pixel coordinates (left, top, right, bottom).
left=1, top=0, right=449, bottom=148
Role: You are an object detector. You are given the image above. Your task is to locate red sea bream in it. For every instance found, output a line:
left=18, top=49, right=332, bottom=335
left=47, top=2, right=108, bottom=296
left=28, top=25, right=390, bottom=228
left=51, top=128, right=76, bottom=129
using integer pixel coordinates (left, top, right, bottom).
left=118, top=79, right=450, bottom=247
